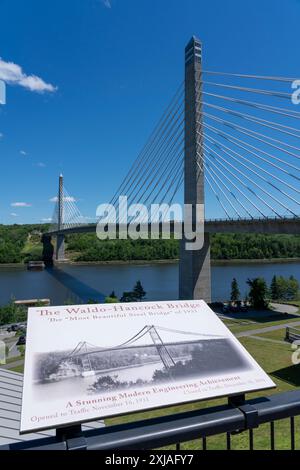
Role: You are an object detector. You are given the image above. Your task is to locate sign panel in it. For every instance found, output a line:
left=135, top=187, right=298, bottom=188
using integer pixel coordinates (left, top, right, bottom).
left=20, top=300, right=275, bottom=433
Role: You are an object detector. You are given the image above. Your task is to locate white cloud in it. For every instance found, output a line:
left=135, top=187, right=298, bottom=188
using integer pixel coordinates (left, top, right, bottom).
left=50, top=196, right=77, bottom=203
left=0, top=133, right=3, bottom=139
left=37, top=162, right=46, bottom=167
left=10, top=213, right=18, bottom=217
left=102, top=0, right=112, bottom=8
left=20, top=150, right=28, bottom=156
left=11, top=202, right=32, bottom=207
left=41, top=218, right=52, bottom=222
left=0, top=57, right=57, bottom=93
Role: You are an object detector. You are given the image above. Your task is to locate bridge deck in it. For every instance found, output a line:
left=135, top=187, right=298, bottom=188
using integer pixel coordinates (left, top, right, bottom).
left=46, top=217, right=300, bottom=236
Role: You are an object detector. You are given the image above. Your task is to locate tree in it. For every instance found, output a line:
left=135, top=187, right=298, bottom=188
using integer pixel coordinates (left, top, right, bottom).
left=133, top=281, right=146, bottom=301
left=87, top=299, right=99, bottom=304
left=270, top=275, right=280, bottom=301
left=105, top=297, right=120, bottom=304
left=109, top=291, right=117, bottom=299
left=247, top=277, right=269, bottom=310
left=230, top=278, right=240, bottom=303
left=270, top=275, right=299, bottom=301
left=287, top=276, right=299, bottom=301
left=120, top=292, right=138, bottom=303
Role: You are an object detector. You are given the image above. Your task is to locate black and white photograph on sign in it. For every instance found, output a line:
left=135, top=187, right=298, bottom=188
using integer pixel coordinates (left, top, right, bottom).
left=20, top=301, right=275, bottom=434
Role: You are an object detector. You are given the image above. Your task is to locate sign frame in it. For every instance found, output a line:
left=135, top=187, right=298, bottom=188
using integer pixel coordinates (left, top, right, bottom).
left=20, top=300, right=275, bottom=434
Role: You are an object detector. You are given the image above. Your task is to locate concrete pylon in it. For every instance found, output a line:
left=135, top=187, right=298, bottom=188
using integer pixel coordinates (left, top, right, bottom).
left=179, top=37, right=211, bottom=302
left=56, top=174, right=65, bottom=261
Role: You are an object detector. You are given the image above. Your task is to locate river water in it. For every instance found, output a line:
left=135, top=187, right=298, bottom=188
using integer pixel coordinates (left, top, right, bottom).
left=0, top=260, right=299, bottom=306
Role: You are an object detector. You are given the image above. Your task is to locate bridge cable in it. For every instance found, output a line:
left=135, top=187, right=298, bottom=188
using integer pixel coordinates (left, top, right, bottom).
left=109, top=92, right=184, bottom=209
left=204, top=135, right=299, bottom=216
left=203, top=102, right=300, bottom=142
left=203, top=91, right=300, bottom=120
left=203, top=131, right=300, bottom=204
left=203, top=109, right=300, bottom=160
left=203, top=146, right=271, bottom=218
left=203, top=141, right=284, bottom=218
left=109, top=94, right=184, bottom=212
left=202, top=160, right=243, bottom=218
left=119, top=115, right=184, bottom=222
left=147, top=154, right=184, bottom=223
left=134, top=139, right=184, bottom=211
left=202, top=121, right=300, bottom=176
left=203, top=166, right=231, bottom=219
left=204, top=153, right=255, bottom=219
left=203, top=81, right=292, bottom=100
left=202, top=70, right=299, bottom=83
left=203, top=109, right=300, bottom=156
left=109, top=83, right=184, bottom=208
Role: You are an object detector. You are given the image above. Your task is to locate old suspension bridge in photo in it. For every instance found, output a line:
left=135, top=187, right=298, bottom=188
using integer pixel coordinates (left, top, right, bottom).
left=49, top=325, right=226, bottom=377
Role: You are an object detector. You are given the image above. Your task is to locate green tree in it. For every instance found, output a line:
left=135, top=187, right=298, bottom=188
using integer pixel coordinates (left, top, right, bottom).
left=287, top=275, right=299, bottom=301
left=105, top=296, right=120, bottom=304
left=270, top=275, right=280, bottom=301
left=247, top=277, right=269, bottom=310
left=276, top=276, right=288, bottom=300
left=230, top=278, right=240, bottom=302
left=133, top=281, right=146, bottom=301
left=120, top=292, right=138, bottom=303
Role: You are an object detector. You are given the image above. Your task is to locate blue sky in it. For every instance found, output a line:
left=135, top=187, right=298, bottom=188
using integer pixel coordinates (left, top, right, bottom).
left=0, top=0, right=299, bottom=224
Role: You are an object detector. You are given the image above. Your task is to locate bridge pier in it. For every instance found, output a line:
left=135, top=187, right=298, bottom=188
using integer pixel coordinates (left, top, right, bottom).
left=55, top=173, right=66, bottom=261
left=41, top=234, right=54, bottom=268
left=56, top=234, right=65, bottom=261
left=179, top=36, right=211, bottom=302
left=179, top=232, right=211, bottom=302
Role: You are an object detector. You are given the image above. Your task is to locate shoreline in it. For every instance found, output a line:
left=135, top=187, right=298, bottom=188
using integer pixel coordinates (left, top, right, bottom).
left=0, top=257, right=299, bottom=270
left=64, top=257, right=300, bottom=267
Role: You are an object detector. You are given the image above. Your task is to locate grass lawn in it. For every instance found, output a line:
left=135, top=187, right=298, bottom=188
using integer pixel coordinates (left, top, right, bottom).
left=4, top=356, right=22, bottom=364
left=255, top=329, right=290, bottom=342
left=10, top=364, right=24, bottom=373
left=225, top=315, right=300, bottom=335
left=106, top=335, right=300, bottom=450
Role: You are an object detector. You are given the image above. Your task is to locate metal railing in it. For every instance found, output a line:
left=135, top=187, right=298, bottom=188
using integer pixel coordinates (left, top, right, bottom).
left=1, top=390, right=300, bottom=451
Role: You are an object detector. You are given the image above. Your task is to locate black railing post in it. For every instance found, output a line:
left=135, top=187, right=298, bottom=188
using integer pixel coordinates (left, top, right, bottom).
left=56, top=424, right=87, bottom=451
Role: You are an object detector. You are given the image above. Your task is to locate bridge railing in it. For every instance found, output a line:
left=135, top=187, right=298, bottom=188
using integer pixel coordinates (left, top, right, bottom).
left=1, top=390, right=300, bottom=450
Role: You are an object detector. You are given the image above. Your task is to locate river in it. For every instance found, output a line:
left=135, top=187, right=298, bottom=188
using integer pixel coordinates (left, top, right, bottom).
left=0, top=260, right=299, bottom=306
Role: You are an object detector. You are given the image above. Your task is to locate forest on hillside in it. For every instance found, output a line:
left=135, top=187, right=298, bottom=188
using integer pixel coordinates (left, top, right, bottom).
left=0, top=225, right=300, bottom=264
left=66, top=232, right=300, bottom=262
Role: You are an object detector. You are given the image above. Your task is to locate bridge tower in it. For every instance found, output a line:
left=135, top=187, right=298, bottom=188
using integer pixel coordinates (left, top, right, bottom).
left=149, top=326, right=176, bottom=370
left=179, top=36, right=211, bottom=302
left=56, top=174, right=65, bottom=261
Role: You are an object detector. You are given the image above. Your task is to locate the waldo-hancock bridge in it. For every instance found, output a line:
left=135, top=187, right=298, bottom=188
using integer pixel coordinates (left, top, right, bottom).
left=45, top=36, right=300, bottom=302
left=53, top=325, right=225, bottom=376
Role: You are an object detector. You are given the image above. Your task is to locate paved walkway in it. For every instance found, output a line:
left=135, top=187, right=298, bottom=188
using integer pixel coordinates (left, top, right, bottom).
left=236, top=320, right=300, bottom=338
left=270, top=303, right=299, bottom=315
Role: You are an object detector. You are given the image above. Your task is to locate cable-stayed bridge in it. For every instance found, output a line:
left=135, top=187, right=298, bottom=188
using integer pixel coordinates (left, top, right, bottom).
left=44, top=36, right=300, bottom=302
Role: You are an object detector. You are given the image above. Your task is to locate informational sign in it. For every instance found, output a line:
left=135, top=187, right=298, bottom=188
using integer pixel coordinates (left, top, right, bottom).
left=20, top=300, right=275, bottom=433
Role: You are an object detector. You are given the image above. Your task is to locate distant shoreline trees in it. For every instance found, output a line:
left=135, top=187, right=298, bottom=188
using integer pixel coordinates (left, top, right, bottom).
left=0, top=225, right=300, bottom=264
